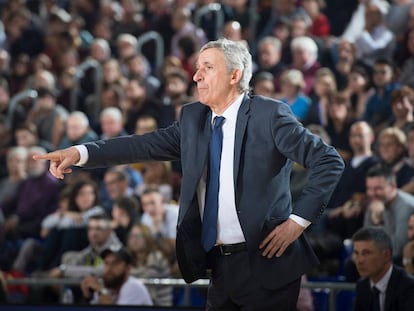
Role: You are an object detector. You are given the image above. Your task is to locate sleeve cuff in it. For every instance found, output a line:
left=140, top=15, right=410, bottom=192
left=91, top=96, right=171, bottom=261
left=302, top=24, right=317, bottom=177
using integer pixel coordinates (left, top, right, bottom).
left=74, top=145, right=89, bottom=166
left=289, top=214, right=311, bottom=228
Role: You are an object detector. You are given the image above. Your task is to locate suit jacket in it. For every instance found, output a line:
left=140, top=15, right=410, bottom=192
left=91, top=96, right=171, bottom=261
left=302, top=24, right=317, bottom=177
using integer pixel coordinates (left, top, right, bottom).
left=83, top=94, right=344, bottom=289
left=353, top=265, right=414, bottom=311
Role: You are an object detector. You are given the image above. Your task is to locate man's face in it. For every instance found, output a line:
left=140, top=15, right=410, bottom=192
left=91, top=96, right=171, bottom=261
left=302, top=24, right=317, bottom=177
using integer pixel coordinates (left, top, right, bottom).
left=259, top=42, right=280, bottom=69
left=100, top=115, right=122, bottom=138
left=366, top=176, right=394, bottom=203
left=15, top=130, right=37, bottom=148
left=378, top=135, right=403, bottom=164
left=193, top=48, right=239, bottom=108
left=352, top=240, right=390, bottom=281
left=349, top=123, right=373, bottom=154
left=373, top=64, right=393, bottom=87
left=87, top=219, right=111, bottom=247
left=103, top=253, right=128, bottom=289
left=66, top=116, right=87, bottom=142
left=104, top=172, right=126, bottom=199
left=141, top=192, right=165, bottom=218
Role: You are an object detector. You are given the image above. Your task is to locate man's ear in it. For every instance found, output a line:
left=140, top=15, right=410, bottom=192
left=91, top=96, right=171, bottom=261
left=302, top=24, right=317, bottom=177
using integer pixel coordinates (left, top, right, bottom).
left=230, top=69, right=242, bottom=84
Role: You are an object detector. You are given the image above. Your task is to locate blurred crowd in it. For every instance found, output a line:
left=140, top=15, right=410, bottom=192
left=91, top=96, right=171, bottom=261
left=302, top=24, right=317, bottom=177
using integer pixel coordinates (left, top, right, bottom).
left=1, top=0, right=414, bottom=308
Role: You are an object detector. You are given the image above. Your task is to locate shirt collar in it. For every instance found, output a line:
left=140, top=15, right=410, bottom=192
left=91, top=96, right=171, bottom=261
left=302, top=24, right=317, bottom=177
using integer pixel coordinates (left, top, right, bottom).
left=371, top=265, right=393, bottom=294
left=211, top=93, right=245, bottom=124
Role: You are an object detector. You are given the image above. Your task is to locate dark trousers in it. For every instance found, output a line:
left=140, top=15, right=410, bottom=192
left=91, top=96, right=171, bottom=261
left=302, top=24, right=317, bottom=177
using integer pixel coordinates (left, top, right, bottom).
left=206, top=249, right=301, bottom=311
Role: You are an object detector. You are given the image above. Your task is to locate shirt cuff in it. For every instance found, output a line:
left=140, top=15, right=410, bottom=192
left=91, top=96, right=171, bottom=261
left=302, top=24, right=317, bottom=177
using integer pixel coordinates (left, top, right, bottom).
left=289, top=214, right=311, bottom=228
left=74, top=145, right=89, bottom=166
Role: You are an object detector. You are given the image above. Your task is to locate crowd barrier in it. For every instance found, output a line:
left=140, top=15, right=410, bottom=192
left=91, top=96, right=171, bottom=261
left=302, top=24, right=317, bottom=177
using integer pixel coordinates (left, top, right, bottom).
left=3, top=277, right=356, bottom=311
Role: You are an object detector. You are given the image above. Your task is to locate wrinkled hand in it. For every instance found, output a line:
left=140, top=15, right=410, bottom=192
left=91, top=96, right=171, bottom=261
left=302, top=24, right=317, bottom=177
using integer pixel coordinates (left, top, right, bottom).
left=259, top=218, right=305, bottom=258
left=33, top=147, right=80, bottom=179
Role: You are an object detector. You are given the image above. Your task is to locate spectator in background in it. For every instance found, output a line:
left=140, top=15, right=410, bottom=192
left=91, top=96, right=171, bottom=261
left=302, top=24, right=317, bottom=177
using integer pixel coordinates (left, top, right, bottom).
left=363, top=165, right=414, bottom=257
left=58, top=111, right=98, bottom=149
left=354, top=2, right=395, bottom=67
left=279, top=69, right=311, bottom=122
left=331, top=39, right=359, bottom=90
left=26, top=87, right=67, bottom=148
left=140, top=187, right=178, bottom=275
left=101, top=166, right=138, bottom=214
left=0, top=146, right=60, bottom=242
left=304, top=67, right=337, bottom=127
left=170, top=7, right=207, bottom=60
left=377, top=127, right=414, bottom=188
left=127, top=223, right=173, bottom=304
left=99, top=107, right=127, bottom=139
left=14, top=122, right=54, bottom=152
left=121, top=77, right=163, bottom=133
left=126, top=53, right=161, bottom=98
left=398, top=28, right=414, bottom=89
left=324, top=91, right=355, bottom=161
left=254, top=36, right=286, bottom=93
left=352, top=226, right=414, bottom=311
left=89, top=38, right=111, bottom=64
left=290, top=36, right=321, bottom=95
left=251, top=71, right=276, bottom=98
left=364, top=58, right=400, bottom=133
left=111, top=196, right=141, bottom=244
left=0, top=146, right=28, bottom=206
left=116, top=33, right=139, bottom=76
left=388, top=86, right=414, bottom=135
left=327, top=121, right=378, bottom=240
left=49, top=214, right=122, bottom=280
left=80, top=246, right=153, bottom=305
left=346, top=65, right=374, bottom=120
left=401, top=124, right=414, bottom=195
left=302, top=0, right=330, bottom=39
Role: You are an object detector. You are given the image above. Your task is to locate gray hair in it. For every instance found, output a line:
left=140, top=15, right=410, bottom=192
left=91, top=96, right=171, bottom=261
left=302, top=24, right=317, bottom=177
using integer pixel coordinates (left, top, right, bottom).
left=91, top=39, right=111, bottom=59
left=100, top=107, right=123, bottom=123
left=200, top=38, right=252, bottom=93
left=68, top=111, right=89, bottom=128
left=7, top=146, right=28, bottom=161
left=291, top=36, right=318, bottom=60
left=258, top=36, right=282, bottom=52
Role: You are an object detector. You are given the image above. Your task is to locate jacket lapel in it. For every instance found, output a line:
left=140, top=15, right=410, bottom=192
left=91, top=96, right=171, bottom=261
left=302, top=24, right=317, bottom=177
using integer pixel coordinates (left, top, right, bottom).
left=234, top=95, right=251, bottom=191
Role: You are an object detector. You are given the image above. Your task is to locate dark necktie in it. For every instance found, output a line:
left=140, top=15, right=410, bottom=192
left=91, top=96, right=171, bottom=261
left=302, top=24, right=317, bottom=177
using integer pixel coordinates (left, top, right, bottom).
left=202, top=116, right=225, bottom=252
left=371, top=286, right=380, bottom=311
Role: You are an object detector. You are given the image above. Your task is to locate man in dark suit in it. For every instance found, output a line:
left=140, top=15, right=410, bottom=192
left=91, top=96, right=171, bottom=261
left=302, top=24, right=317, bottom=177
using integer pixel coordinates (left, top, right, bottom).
left=352, top=227, right=414, bottom=311
left=35, top=38, right=344, bottom=310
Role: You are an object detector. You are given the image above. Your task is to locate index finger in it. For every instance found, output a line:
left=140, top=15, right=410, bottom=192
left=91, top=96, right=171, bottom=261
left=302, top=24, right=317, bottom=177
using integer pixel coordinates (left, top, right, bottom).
left=32, top=152, right=57, bottom=161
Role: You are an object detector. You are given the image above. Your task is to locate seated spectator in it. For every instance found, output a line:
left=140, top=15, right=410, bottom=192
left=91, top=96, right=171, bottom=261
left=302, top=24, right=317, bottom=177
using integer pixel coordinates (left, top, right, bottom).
left=279, top=69, right=311, bottom=122
left=127, top=223, right=172, bottom=305
left=354, top=2, right=395, bottom=67
left=324, top=91, right=355, bottom=161
left=101, top=166, right=139, bottom=214
left=58, top=111, right=98, bottom=149
left=327, top=121, right=379, bottom=240
left=14, top=122, right=54, bottom=152
left=346, top=65, right=374, bottom=121
left=136, top=161, right=174, bottom=204
left=254, top=36, right=286, bottom=93
left=80, top=246, right=153, bottom=305
left=363, top=59, right=400, bottom=133
left=111, top=196, right=141, bottom=244
left=0, top=146, right=28, bottom=206
left=401, top=124, right=414, bottom=195
left=363, top=165, right=414, bottom=257
left=387, top=86, right=414, bottom=135
left=289, top=36, right=321, bottom=95
left=26, top=87, right=68, bottom=149
left=352, top=227, right=414, bottom=311
left=376, top=127, right=414, bottom=188
left=251, top=71, right=275, bottom=98
left=304, top=67, right=337, bottom=127
left=140, top=187, right=179, bottom=275
left=0, top=146, right=60, bottom=241
left=47, top=214, right=123, bottom=283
